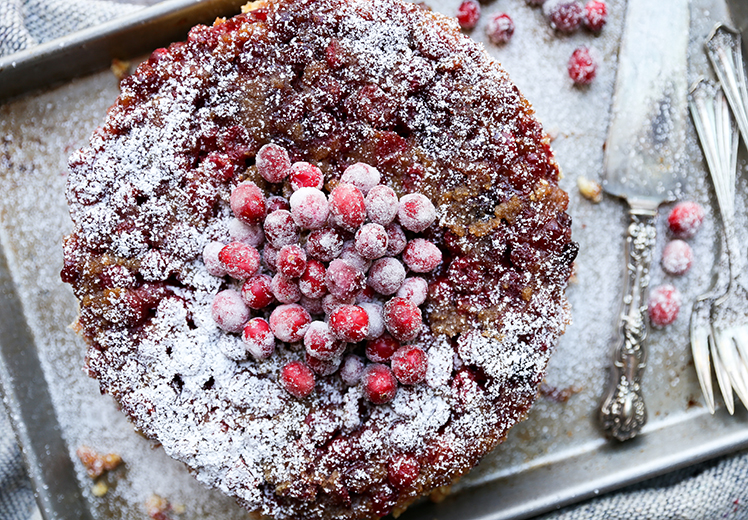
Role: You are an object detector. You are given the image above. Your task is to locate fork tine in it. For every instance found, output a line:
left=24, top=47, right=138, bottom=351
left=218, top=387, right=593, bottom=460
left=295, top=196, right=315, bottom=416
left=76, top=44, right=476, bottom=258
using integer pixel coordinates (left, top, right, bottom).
left=714, top=327, right=748, bottom=408
left=690, top=302, right=716, bottom=413
left=710, top=332, right=735, bottom=415
left=730, top=327, right=748, bottom=410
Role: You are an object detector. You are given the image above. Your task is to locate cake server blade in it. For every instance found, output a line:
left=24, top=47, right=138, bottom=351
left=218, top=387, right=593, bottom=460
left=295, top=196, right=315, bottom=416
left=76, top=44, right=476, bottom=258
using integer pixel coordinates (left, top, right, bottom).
left=598, top=0, right=689, bottom=441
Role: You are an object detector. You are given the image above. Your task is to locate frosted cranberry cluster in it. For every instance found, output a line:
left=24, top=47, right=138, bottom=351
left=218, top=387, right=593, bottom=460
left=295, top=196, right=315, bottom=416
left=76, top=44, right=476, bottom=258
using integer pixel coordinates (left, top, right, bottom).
left=206, top=144, right=442, bottom=403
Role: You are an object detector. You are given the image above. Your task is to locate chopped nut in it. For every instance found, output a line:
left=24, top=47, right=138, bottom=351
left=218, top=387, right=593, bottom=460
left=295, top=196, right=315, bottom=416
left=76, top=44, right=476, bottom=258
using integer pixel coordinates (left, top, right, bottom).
left=76, top=445, right=123, bottom=478
left=145, top=494, right=173, bottom=519
left=577, top=176, right=602, bottom=203
left=91, top=481, right=109, bottom=497
left=110, top=59, right=131, bottom=81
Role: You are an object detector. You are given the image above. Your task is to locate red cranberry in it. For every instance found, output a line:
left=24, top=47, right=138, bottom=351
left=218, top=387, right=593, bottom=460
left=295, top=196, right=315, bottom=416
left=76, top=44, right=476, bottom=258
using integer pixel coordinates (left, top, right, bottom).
left=281, top=361, right=315, bottom=398
left=568, top=46, right=596, bottom=85
left=289, top=161, right=324, bottom=190
left=202, top=152, right=234, bottom=182
left=264, top=210, right=300, bottom=248
left=359, top=302, right=384, bottom=339
left=584, top=0, right=607, bottom=32
left=357, top=285, right=377, bottom=304
left=365, top=333, right=401, bottom=363
left=385, top=223, right=407, bottom=256
left=329, top=183, right=366, bottom=231
left=383, top=297, right=423, bottom=341
left=289, top=187, right=329, bottom=230
left=388, top=454, right=420, bottom=488
left=277, top=244, right=307, bottom=278
left=340, top=355, right=365, bottom=385
left=391, top=346, right=428, bottom=385
left=242, top=317, right=276, bottom=359
left=256, top=143, right=291, bottom=183
left=668, top=201, right=704, bottom=238
left=329, top=305, right=370, bottom=343
left=305, top=352, right=342, bottom=376
left=306, top=227, right=344, bottom=262
left=230, top=181, right=266, bottom=224
left=262, top=243, right=279, bottom=272
left=203, top=241, right=227, bottom=277
left=362, top=364, right=398, bottom=404
left=661, top=240, right=693, bottom=276
left=544, top=0, right=583, bottom=33
left=340, top=163, right=381, bottom=195
left=229, top=218, right=264, bottom=247
left=397, top=277, right=429, bottom=306
left=271, top=273, right=301, bottom=304
left=211, top=289, right=250, bottom=333
left=402, top=239, right=442, bottom=273
left=355, top=223, right=389, bottom=260
left=368, top=257, right=406, bottom=295
left=456, top=0, right=480, bottom=30
left=299, top=259, right=327, bottom=299
left=648, top=284, right=681, bottom=328
left=339, top=241, right=371, bottom=273
left=326, top=259, right=366, bottom=300
left=322, top=294, right=355, bottom=315
left=365, top=185, right=399, bottom=226
left=300, top=296, right=324, bottom=315
left=304, top=321, right=345, bottom=360
left=218, top=242, right=260, bottom=280
left=269, top=304, right=312, bottom=343
left=241, top=274, right=274, bottom=309
left=398, top=193, right=436, bottom=232
left=266, top=195, right=290, bottom=213
left=485, top=12, right=514, bottom=44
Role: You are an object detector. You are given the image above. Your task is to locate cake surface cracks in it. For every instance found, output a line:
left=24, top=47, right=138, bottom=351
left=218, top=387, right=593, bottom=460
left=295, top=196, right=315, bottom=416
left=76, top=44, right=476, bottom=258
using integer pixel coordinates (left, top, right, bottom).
left=62, top=0, right=576, bottom=517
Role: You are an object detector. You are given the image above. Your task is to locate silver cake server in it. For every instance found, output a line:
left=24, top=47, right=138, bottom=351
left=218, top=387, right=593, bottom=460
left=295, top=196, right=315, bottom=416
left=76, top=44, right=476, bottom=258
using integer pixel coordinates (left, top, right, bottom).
left=598, top=0, right=690, bottom=441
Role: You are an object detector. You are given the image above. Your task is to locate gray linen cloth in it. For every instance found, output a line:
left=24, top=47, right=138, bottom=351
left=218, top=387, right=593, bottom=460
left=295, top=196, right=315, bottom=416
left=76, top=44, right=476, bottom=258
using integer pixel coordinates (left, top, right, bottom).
left=1, top=2, right=747, bottom=519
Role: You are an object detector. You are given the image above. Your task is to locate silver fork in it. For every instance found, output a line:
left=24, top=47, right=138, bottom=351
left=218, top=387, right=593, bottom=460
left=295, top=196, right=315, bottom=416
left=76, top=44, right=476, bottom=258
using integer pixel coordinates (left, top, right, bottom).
left=688, top=79, right=739, bottom=414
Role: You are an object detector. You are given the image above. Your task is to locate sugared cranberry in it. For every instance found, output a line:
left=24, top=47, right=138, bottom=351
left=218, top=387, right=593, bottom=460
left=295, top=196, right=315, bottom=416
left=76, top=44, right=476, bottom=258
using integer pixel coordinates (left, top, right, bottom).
left=329, top=183, right=367, bottom=231
left=322, top=294, right=356, bottom=315
left=306, top=227, right=345, bottom=262
left=366, top=185, right=399, bottom=226
left=340, top=355, right=365, bottom=385
left=329, top=305, right=370, bottom=343
left=269, top=304, right=312, bottom=342
left=212, top=289, right=250, bottom=333
left=368, top=257, right=406, bottom=295
left=388, top=454, right=420, bottom=489
left=391, top=346, right=428, bottom=385
left=340, top=241, right=371, bottom=273
left=662, top=240, right=693, bottom=276
left=544, top=0, right=583, bottom=33
left=202, top=152, right=235, bottom=182
left=383, top=297, right=423, bottom=341
left=456, top=0, right=481, bottom=30
left=289, top=161, right=324, bottom=190
left=362, top=364, right=398, bottom=404
left=584, top=0, right=607, bottom=32
left=648, top=284, right=681, bottom=328
left=300, top=296, right=324, bottom=315
left=229, top=218, right=264, bottom=247
left=242, top=318, right=276, bottom=359
left=385, top=223, right=407, bottom=256
left=218, top=242, right=260, bottom=279
left=340, top=163, right=381, bottom=194
left=398, top=193, right=436, bottom=232
left=262, top=243, right=279, bottom=272
left=485, top=13, right=515, bottom=44
left=266, top=195, right=290, bottom=213
left=326, top=259, right=366, bottom=300
left=402, top=239, right=442, bottom=273
left=305, top=352, right=342, bottom=376
left=264, top=210, right=300, bottom=248
left=397, top=277, right=429, bottom=306
left=271, top=273, right=301, bottom=304
left=230, top=181, right=266, bottom=224
left=277, top=244, right=307, bottom=278
left=304, top=321, right=345, bottom=360
left=241, top=274, right=275, bottom=309
left=357, top=285, right=377, bottom=304
left=355, top=223, right=389, bottom=260
left=281, top=361, right=315, bottom=398
left=568, top=46, right=596, bottom=85
left=366, top=333, right=401, bottom=363
left=289, top=188, right=329, bottom=230
left=256, top=143, right=291, bottom=183
left=668, top=201, right=704, bottom=238
left=359, top=302, right=384, bottom=340
left=203, top=241, right=227, bottom=277
left=299, top=259, right=327, bottom=299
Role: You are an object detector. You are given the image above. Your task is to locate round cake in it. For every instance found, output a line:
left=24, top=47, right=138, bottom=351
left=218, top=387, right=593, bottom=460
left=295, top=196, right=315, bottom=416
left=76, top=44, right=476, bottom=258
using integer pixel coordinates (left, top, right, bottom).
left=62, top=0, right=577, bottom=517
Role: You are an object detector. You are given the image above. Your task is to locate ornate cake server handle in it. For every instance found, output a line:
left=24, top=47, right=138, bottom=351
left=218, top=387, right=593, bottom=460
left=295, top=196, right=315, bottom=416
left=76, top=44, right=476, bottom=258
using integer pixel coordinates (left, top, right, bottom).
left=599, top=204, right=657, bottom=441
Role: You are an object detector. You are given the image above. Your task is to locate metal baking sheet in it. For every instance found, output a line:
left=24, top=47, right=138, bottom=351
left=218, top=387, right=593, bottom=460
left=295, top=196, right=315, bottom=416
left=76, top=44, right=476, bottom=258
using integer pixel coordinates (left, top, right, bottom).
left=1, top=0, right=747, bottom=519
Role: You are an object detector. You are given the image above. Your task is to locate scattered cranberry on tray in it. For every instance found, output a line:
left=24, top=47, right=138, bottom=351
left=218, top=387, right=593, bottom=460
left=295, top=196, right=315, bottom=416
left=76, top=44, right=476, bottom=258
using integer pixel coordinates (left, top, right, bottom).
left=456, top=0, right=481, bottom=30
left=661, top=239, right=693, bottom=276
left=568, top=46, right=597, bottom=85
left=648, top=284, right=681, bottom=328
left=544, top=0, right=584, bottom=33
left=668, top=201, right=705, bottom=238
left=583, top=0, right=607, bottom=32
left=485, top=12, right=515, bottom=45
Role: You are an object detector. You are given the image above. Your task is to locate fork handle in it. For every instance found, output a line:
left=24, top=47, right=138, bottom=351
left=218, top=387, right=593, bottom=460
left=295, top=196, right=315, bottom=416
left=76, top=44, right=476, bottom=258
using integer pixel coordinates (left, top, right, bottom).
left=600, top=206, right=656, bottom=441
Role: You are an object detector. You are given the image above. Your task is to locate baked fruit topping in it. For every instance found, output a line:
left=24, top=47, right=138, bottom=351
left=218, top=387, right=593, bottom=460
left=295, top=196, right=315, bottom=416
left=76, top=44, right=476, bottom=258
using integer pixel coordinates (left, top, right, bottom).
left=62, top=0, right=576, bottom=517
